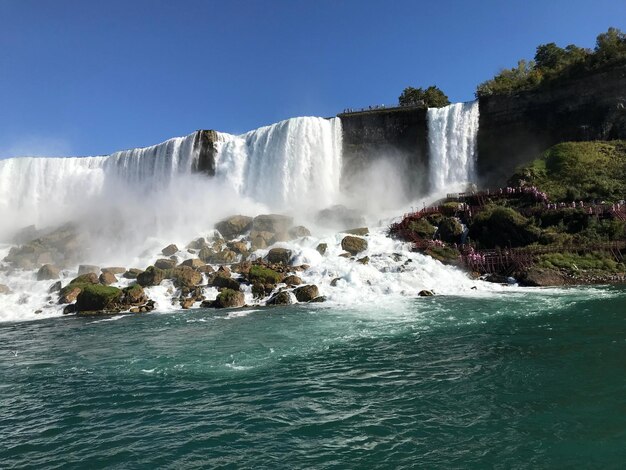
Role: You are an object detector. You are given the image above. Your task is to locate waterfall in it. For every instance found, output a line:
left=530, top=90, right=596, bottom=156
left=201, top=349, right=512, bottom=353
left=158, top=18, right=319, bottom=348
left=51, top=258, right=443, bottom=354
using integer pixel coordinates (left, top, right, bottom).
left=427, top=101, right=479, bottom=192
left=215, top=117, right=343, bottom=210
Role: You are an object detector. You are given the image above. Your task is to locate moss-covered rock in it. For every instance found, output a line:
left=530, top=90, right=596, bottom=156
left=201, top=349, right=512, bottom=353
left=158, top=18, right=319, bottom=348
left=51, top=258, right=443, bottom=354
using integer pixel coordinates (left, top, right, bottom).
left=249, top=265, right=283, bottom=284
left=469, top=205, right=540, bottom=248
left=437, top=217, right=464, bottom=243
left=75, top=284, right=123, bottom=312
left=213, top=289, right=245, bottom=308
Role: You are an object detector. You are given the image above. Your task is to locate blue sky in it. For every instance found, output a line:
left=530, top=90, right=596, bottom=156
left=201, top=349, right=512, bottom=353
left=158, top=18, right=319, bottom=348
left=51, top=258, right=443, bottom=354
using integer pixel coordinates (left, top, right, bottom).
left=1, top=0, right=625, bottom=157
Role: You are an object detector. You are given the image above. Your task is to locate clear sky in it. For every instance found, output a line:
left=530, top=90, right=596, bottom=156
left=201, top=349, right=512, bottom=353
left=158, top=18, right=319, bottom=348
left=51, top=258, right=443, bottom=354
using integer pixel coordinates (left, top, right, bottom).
left=1, top=0, right=625, bottom=157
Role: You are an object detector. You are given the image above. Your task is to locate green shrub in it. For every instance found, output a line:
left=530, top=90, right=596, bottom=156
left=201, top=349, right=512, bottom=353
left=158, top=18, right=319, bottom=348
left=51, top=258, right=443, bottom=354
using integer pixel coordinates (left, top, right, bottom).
left=469, top=205, right=540, bottom=248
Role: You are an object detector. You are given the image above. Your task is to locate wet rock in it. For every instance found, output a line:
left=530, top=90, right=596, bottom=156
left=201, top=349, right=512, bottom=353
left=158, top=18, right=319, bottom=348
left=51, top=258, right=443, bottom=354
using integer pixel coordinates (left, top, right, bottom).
left=310, top=296, right=326, bottom=303
left=161, top=244, right=179, bottom=256
left=70, top=272, right=99, bottom=285
left=78, top=264, right=100, bottom=276
left=0, top=284, right=11, bottom=295
left=99, top=272, right=117, bottom=285
left=252, top=214, right=293, bottom=234
left=198, top=246, right=216, bottom=263
left=282, top=275, right=302, bottom=286
left=248, top=265, right=282, bottom=284
left=186, top=238, right=208, bottom=250
left=155, top=258, right=177, bottom=270
left=213, top=289, right=245, bottom=308
left=294, top=285, right=319, bottom=302
left=231, top=261, right=252, bottom=275
left=357, top=256, right=370, bottom=265
left=250, top=230, right=274, bottom=250
left=48, top=281, right=62, bottom=293
left=63, top=304, right=77, bottom=314
left=168, top=266, right=203, bottom=288
left=344, top=227, right=369, bottom=236
left=123, top=268, right=143, bottom=279
left=227, top=241, right=249, bottom=255
left=180, top=298, right=195, bottom=309
left=59, top=286, right=82, bottom=304
left=208, top=250, right=238, bottom=265
left=101, top=267, right=126, bottom=275
left=341, top=236, right=368, bottom=255
left=338, top=252, right=352, bottom=258
left=181, top=258, right=206, bottom=269
left=215, top=215, right=253, bottom=240
left=418, top=290, right=434, bottom=297
left=75, top=285, right=123, bottom=312
left=212, top=274, right=241, bottom=291
left=266, top=248, right=292, bottom=265
left=137, top=266, right=165, bottom=287
left=37, top=264, right=60, bottom=281
left=266, top=291, right=292, bottom=306
left=519, top=267, right=567, bottom=287
left=197, top=264, right=215, bottom=274
left=289, top=225, right=311, bottom=239
left=122, top=284, right=147, bottom=305
left=316, top=243, right=328, bottom=255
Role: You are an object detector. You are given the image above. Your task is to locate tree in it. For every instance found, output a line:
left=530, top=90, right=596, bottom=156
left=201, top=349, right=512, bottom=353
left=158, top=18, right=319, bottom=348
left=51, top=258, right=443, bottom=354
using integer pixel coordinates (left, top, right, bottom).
left=594, top=27, right=626, bottom=63
left=398, top=85, right=450, bottom=108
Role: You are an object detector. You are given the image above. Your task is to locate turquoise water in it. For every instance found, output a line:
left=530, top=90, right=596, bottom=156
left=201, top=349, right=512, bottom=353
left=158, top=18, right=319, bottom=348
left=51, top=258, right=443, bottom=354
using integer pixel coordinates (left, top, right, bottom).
left=1, top=288, right=625, bottom=469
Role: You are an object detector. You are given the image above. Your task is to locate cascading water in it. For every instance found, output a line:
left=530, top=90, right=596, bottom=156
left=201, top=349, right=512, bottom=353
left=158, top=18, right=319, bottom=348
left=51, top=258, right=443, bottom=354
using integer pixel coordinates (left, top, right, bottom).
left=427, top=101, right=479, bottom=193
left=0, top=110, right=502, bottom=323
left=215, top=117, right=343, bottom=210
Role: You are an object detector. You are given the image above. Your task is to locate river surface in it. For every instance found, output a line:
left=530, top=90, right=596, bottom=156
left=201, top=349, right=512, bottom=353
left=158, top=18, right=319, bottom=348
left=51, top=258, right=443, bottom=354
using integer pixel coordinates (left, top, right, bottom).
left=1, top=287, right=625, bottom=469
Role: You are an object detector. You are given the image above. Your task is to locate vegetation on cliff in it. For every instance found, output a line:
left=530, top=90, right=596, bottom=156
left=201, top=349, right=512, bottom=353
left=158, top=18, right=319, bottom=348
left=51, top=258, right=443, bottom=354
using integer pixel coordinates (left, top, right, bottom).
left=476, top=27, right=626, bottom=97
left=510, top=141, right=626, bottom=202
left=398, top=85, right=450, bottom=108
left=389, top=141, right=626, bottom=285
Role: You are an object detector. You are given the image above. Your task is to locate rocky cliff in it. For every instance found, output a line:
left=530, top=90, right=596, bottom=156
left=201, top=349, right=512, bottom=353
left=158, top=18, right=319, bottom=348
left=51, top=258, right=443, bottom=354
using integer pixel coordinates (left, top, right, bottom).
left=338, top=107, right=429, bottom=197
left=477, top=64, right=626, bottom=186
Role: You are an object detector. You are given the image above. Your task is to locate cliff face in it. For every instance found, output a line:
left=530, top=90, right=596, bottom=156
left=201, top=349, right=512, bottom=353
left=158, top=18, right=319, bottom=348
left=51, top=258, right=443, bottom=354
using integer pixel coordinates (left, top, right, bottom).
left=339, top=107, right=429, bottom=197
left=192, top=130, right=218, bottom=176
left=477, top=64, right=626, bottom=186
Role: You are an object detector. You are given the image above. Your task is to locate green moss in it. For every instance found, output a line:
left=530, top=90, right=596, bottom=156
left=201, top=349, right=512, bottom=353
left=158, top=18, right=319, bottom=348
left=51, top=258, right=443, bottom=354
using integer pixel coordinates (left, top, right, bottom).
left=217, top=289, right=239, bottom=302
left=425, top=246, right=461, bottom=264
left=469, top=205, right=541, bottom=248
left=538, top=251, right=624, bottom=274
left=249, top=265, right=282, bottom=284
left=513, top=141, right=626, bottom=202
left=437, top=217, right=464, bottom=243
left=75, top=284, right=122, bottom=311
left=408, top=218, right=436, bottom=239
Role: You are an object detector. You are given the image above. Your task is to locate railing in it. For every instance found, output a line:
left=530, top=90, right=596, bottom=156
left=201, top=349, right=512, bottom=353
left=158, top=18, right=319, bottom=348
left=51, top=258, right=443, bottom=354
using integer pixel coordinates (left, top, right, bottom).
left=339, top=102, right=425, bottom=115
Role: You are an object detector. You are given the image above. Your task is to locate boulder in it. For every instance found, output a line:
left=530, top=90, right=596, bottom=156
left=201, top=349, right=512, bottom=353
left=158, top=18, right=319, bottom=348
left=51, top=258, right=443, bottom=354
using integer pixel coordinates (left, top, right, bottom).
left=180, top=299, right=195, bottom=309
left=78, top=264, right=100, bottom=276
left=155, top=258, right=177, bottom=270
left=338, top=252, right=352, bottom=258
left=99, top=272, right=117, bottom=285
left=266, top=248, right=292, bottom=265
left=252, top=214, right=293, bottom=234
left=316, top=243, right=328, bottom=255
left=59, top=286, right=81, bottom=304
left=122, top=284, right=148, bottom=305
left=37, top=264, right=60, bottom=281
left=215, top=215, right=253, bottom=240
left=294, top=285, right=320, bottom=302
left=186, top=238, right=208, bottom=250
left=213, top=289, right=245, bottom=308
left=212, top=274, right=241, bottom=291
left=161, top=244, right=179, bottom=256
left=137, top=266, right=165, bottom=287
left=519, top=267, right=567, bottom=287
left=0, top=284, right=10, bottom=295
left=123, top=268, right=143, bottom=279
left=101, top=267, right=126, bottom=275
left=288, top=226, right=311, bottom=239
left=418, top=290, right=434, bottom=297
left=250, top=230, right=273, bottom=250
left=357, top=256, right=370, bottom=265
left=341, top=236, right=368, bottom=256
left=344, top=227, right=369, bottom=236
left=48, top=281, right=62, bottom=293
left=197, top=264, right=215, bottom=274
left=282, top=275, right=302, bottom=286
left=227, top=241, right=249, bottom=255
left=70, top=272, right=99, bottom=285
left=198, top=246, right=216, bottom=263
left=181, top=258, right=206, bottom=269
left=168, top=266, right=203, bottom=288
left=266, top=291, right=293, bottom=306
left=248, top=265, right=282, bottom=284
left=310, top=296, right=326, bottom=303
left=75, top=285, right=122, bottom=312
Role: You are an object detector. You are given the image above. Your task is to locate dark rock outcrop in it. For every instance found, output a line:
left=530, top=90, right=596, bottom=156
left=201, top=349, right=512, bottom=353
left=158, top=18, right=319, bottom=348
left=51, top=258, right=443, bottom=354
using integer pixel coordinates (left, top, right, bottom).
left=137, top=266, right=165, bottom=287
left=266, top=248, right=292, bottom=265
left=294, top=285, right=319, bottom=302
left=341, top=236, right=368, bottom=255
left=266, top=291, right=292, bottom=306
